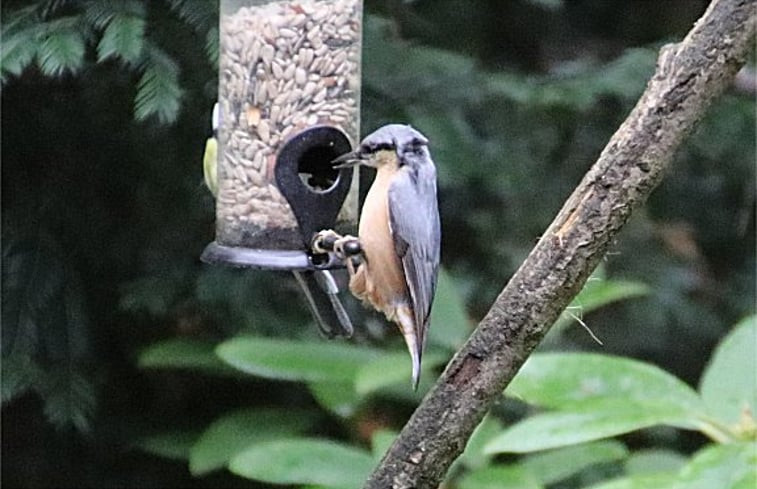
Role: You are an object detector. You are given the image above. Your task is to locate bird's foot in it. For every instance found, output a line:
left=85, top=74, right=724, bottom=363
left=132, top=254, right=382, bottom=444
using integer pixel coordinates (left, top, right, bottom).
left=311, top=230, right=361, bottom=261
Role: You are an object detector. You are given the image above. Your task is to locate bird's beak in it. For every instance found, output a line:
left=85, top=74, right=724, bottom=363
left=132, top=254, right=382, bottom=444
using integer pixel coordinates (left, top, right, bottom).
left=332, top=151, right=362, bottom=169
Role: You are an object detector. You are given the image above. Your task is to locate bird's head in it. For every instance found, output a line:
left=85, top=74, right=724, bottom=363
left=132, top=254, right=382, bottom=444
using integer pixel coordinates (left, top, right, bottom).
left=333, top=124, right=430, bottom=170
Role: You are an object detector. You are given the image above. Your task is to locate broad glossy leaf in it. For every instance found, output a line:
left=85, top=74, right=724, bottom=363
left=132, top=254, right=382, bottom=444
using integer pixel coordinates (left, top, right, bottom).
left=568, top=278, right=649, bottom=316
left=458, top=464, right=543, bottom=489
left=460, top=414, right=504, bottom=470
left=428, top=268, right=471, bottom=350
left=189, top=408, right=316, bottom=476
left=134, top=430, right=199, bottom=461
left=584, top=473, right=678, bottom=489
left=624, top=449, right=687, bottom=475
left=522, top=440, right=628, bottom=484
left=671, top=442, right=756, bottom=489
left=355, top=350, right=447, bottom=395
left=485, top=399, right=697, bottom=454
left=507, top=353, right=704, bottom=414
left=699, top=315, right=756, bottom=426
left=216, top=337, right=381, bottom=383
left=138, top=338, right=235, bottom=376
left=371, top=429, right=398, bottom=462
left=308, top=381, right=361, bottom=418
left=229, top=438, right=373, bottom=488
left=554, top=277, right=649, bottom=334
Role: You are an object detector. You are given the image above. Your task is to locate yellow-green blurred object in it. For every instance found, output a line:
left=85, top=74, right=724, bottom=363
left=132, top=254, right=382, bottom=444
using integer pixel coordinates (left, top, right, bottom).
left=203, top=104, right=219, bottom=197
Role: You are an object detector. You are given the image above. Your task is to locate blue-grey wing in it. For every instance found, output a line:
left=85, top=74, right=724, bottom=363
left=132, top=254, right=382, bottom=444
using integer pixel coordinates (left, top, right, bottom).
left=387, top=163, right=441, bottom=346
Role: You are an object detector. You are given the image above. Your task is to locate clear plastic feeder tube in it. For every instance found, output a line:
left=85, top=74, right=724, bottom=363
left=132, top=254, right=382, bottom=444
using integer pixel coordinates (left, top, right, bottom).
left=217, top=0, right=362, bottom=250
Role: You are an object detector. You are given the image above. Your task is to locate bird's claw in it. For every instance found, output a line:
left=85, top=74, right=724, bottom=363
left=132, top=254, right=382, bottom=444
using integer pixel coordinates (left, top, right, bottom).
left=312, top=230, right=361, bottom=261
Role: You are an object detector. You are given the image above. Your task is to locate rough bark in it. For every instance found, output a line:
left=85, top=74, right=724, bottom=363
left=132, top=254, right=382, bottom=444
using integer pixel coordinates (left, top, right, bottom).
left=364, top=1, right=756, bottom=487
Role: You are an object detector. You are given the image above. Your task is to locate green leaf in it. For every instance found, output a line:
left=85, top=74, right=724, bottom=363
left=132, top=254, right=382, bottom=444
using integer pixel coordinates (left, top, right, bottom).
left=308, top=381, right=361, bottom=418
left=556, top=276, right=649, bottom=333
left=355, top=350, right=447, bottom=395
left=216, top=337, right=381, bottom=383
left=672, top=442, right=756, bottom=489
left=428, top=268, right=471, bottom=350
left=134, top=430, right=200, bottom=461
left=38, top=18, right=85, bottom=76
left=205, top=26, right=219, bottom=65
left=585, top=473, right=678, bottom=489
left=485, top=399, right=697, bottom=454
left=506, top=353, right=704, bottom=413
left=97, top=13, right=145, bottom=64
left=624, top=449, right=687, bottom=476
left=189, top=407, right=316, bottom=476
left=0, top=14, right=42, bottom=79
left=229, top=438, right=373, bottom=488
left=37, top=368, right=97, bottom=433
left=135, top=44, right=183, bottom=123
left=522, top=440, right=629, bottom=484
left=1, top=351, right=43, bottom=403
left=460, top=414, right=504, bottom=470
left=138, top=338, right=236, bottom=376
left=458, top=464, right=543, bottom=489
left=699, top=315, right=756, bottom=426
left=371, top=429, right=397, bottom=462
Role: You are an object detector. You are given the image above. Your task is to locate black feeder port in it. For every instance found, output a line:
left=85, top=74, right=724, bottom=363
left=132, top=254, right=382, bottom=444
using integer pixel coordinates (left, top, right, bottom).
left=201, top=126, right=355, bottom=272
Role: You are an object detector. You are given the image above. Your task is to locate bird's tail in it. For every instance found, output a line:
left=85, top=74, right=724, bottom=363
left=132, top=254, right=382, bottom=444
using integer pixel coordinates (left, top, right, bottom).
left=396, top=305, right=422, bottom=390
left=293, top=270, right=354, bottom=338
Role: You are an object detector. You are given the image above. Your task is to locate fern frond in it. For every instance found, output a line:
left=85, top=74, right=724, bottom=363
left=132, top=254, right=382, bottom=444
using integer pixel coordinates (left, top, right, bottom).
left=1, top=6, right=42, bottom=82
left=166, top=0, right=217, bottom=32
left=38, top=0, right=80, bottom=19
left=1, top=29, right=41, bottom=81
left=96, top=2, right=146, bottom=64
left=81, top=0, right=117, bottom=29
left=1, top=237, right=96, bottom=432
left=37, top=16, right=86, bottom=76
left=38, top=368, right=97, bottom=433
left=134, top=43, right=184, bottom=123
left=205, top=26, right=218, bottom=66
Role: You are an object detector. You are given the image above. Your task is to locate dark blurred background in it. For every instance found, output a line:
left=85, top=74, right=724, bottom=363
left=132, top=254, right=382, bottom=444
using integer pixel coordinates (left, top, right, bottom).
left=2, top=0, right=754, bottom=487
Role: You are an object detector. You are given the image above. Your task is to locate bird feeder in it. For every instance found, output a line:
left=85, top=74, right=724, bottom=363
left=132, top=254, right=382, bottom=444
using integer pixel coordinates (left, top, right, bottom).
left=205, top=0, right=362, bottom=270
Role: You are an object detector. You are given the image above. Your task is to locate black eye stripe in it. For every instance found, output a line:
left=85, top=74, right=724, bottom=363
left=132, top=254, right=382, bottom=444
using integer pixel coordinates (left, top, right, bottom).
left=361, top=142, right=395, bottom=154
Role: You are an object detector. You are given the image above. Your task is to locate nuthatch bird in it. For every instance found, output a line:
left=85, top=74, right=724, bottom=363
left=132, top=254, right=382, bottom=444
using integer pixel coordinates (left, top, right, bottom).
left=317, top=124, right=441, bottom=388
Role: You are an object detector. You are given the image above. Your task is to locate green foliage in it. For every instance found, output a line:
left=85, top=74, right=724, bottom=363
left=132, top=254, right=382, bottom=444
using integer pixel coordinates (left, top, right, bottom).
left=1, top=0, right=216, bottom=122
left=354, top=350, right=447, bottom=395
left=488, top=318, right=756, bottom=454
left=134, top=430, right=201, bottom=461
left=126, top=269, right=672, bottom=485
left=94, top=1, right=145, bottom=64
left=134, top=44, right=184, bottom=123
left=138, top=337, right=236, bottom=376
left=428, top=267, right=473, bottom=350
left=189, top=407, right=317, bottom=476
left=216, top=337, right=382, bottom=383
left=549, top=266, right=650, bottom=342
left=699, top=316, right=757, bottom=427
left=466, top=317, right=755, bottom=489
left=1, top=237, right=96, bottom=432
left=228, top=438, right=374, bottom=489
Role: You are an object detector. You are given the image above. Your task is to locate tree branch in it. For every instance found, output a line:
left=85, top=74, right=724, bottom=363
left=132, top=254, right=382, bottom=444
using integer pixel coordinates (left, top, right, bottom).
left=365, top=1, right=756, bottom=487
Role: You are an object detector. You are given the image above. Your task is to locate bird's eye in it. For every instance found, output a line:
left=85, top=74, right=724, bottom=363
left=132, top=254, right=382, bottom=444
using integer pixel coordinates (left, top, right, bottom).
left=406, top=141, right=425, bottom=156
